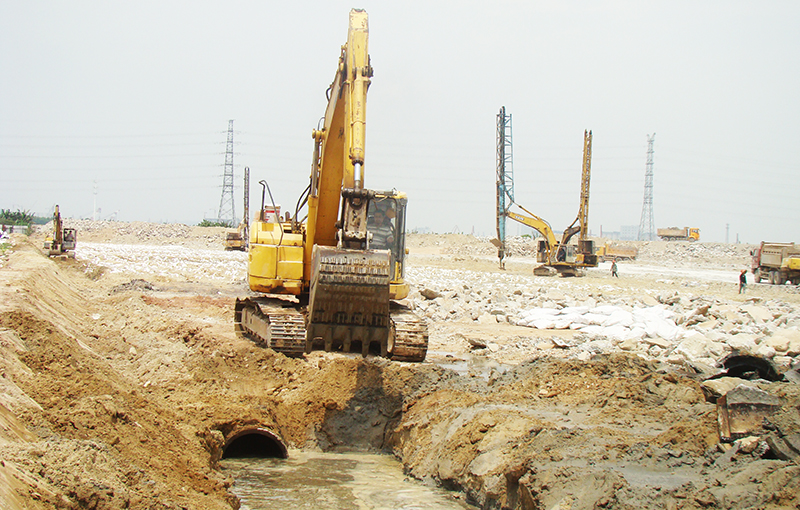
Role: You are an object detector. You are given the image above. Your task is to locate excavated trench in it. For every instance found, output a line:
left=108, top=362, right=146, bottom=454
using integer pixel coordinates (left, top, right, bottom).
left=212, top=374, right=481, bottom=509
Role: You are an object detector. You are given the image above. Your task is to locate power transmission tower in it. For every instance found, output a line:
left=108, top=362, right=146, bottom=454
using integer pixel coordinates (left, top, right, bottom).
left=638, top=133, right=656, bottom=241
left=218, top=120, right=236, bottom=226
left=496, top=106, right=514, bottom=268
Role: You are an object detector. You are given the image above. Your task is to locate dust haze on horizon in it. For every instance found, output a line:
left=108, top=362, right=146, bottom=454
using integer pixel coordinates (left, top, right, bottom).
left=1, top=1, right=798, bottom=244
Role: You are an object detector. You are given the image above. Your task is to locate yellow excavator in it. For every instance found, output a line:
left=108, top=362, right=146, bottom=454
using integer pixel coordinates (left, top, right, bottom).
left=42, top=205, right=76, bottom=258
left=234, top=9, right=427, bottom=362
left=501, top=130, right=597, bottom=276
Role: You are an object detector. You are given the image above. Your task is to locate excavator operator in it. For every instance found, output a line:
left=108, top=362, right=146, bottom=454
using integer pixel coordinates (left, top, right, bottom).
left=368, top=201, right=396, bottom=250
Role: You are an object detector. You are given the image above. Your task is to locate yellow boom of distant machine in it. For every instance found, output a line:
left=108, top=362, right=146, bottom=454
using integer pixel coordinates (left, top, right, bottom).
left=234, top=9, right=427, bottom=362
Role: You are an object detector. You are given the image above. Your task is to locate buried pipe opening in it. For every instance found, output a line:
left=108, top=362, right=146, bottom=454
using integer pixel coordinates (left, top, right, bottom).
left=221, top=428, right=288, bottom=459
left=707, top=354, right=782, bottom=382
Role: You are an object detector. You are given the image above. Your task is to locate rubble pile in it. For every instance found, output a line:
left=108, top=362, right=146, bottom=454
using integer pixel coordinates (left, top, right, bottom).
left=500, top=236, right=538, bottom=257
left=407, top=266, right=800, bottom=371
left=77, top=242, right=247, bottom=284
left=38, top=219, right=227, bottom=249
left=636, top=241, right=753, bottom=269
left=416, top=234, right=538, bottom=258
left=411, top=234, right=753, bottom=271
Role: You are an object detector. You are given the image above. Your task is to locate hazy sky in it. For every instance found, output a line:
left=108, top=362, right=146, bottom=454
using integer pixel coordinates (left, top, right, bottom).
left=2, top=1, right=798, bottom=243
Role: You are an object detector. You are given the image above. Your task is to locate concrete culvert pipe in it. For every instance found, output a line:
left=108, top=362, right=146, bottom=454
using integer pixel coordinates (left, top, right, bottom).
left=221, top=428, right=288, bottom=459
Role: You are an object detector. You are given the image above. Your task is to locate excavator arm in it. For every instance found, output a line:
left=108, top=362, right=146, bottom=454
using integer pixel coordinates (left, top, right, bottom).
left=307, top=8, right=372, bottom=257
left=506, top=205, right=559, bottom=264
left=498, top=129, right=596, bottom=275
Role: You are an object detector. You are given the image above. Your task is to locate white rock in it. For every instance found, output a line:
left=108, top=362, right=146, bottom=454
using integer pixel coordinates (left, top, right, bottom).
left=477, top=313, right=497, bottom=324
left=545, top=289, right=565, bottom=300
left=728, top=333, right=758, bottom=353
left=643, top=337, right=672, bottom=349
left=700, top=377, right=755, bottom=399
left=675, top=332, right=713, bottom=361
left=766, top=329, right=800, bottom=355
left=531, top=319, right=556, bottom=329
left=602, top=310, right=635, bottom=328
left=756, top=344, right=776, bottom=358
left=737, top=436, right=760, bottom=454
left=740, top=304, right=773, bottom=323
left=764, top=334, right=790, bottom=352
left=640, top=294, right=659, bottom=306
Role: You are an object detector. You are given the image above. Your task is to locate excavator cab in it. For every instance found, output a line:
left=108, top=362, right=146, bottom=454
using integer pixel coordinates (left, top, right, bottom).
left=62, top=228, right=77, bottom=252
left=367, top=192, right=409, bottom=300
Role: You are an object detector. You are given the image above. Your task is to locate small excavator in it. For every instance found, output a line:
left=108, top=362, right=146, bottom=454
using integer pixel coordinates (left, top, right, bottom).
left=498, top=129, right=597, bottom=276
left=234, top=9, right=428, bottom=362
left=42, top=205, right=76, bottom=258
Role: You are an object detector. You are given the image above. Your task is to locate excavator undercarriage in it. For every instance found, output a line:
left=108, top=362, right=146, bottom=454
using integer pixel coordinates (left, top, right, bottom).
left=234, top=297, right=428, bottom=362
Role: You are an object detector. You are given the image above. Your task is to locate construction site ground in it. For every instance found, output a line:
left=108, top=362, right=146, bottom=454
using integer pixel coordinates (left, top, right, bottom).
left=1, top=223, right=799, bottom=509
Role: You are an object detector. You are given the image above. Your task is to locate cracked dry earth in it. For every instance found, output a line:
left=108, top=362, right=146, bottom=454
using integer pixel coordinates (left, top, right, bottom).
left=0, top=227, right=798, bottom=509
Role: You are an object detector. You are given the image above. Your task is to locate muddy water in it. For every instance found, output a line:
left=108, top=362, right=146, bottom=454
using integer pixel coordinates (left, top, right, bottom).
left=222, top=450, right=477, bottom=509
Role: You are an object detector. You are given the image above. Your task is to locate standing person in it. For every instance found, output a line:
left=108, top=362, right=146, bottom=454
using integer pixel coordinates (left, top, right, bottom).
left=739, top=269, right=747, bottom=294
left=611, top=259, right=618, bottom=278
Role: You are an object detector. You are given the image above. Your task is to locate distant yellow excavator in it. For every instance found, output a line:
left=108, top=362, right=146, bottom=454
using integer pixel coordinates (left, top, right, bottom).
left=42, top=205, right=76, bottom=258
left=234, top=9, right=427, bottom=362
left=497, top=129, right=597, bottom=276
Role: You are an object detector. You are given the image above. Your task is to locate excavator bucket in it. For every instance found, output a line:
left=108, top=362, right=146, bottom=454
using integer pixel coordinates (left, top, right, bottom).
left=307, top=245, right=392, bottom=356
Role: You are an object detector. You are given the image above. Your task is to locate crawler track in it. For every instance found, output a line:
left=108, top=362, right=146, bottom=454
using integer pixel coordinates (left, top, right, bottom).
left=235, top=297, right=428, bottom=362
left=234, top=298, right=306, bottom=358
left=390, top=309, right=429, bottom=362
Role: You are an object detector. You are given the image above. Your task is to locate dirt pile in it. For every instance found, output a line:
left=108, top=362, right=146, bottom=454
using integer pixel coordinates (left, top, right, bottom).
left=390, top=354, right=800, bottom=508
left=0, top=245, right=238, bottom=509
left=636, top=241, right=754, bottom=270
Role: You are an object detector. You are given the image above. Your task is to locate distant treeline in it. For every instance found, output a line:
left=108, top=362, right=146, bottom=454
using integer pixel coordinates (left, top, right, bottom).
left=0, top=209, right=50, bottom=226
left=198, top=219, right=234, bottom=228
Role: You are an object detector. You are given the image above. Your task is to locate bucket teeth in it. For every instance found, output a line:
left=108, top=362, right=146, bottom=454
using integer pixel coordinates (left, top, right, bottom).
left=235, top=248, right=429, bottom=362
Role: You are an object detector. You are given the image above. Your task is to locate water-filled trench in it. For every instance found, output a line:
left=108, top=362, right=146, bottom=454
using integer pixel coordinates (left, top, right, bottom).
left=219, top=428, right=475, bottom=509
left=221, top=450, right=476, bottom=509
